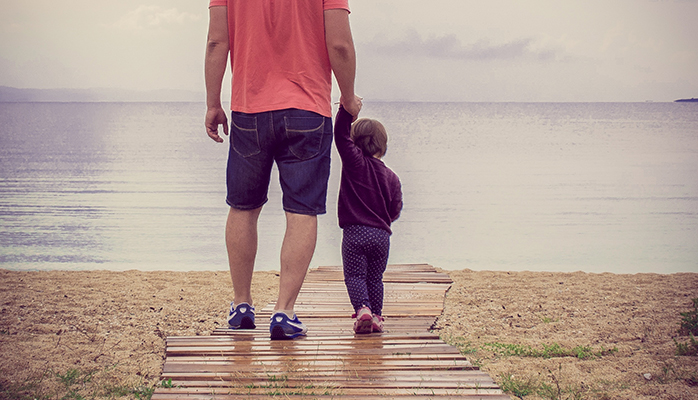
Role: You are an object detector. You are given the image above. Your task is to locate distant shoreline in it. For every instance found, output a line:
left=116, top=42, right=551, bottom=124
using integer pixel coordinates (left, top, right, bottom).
left=0, top=86, right=693, bottom=104
left=675, top=98, right=698, bottom=103
left=0, top=86, right=205, bottom=103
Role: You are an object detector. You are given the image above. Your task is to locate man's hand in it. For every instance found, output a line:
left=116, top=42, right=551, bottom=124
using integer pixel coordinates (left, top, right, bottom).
left=205, top=107, right=229, bottom=143
left=204, top=6, right=229, bottom=143
left=341, top=94, right=362, bottom=121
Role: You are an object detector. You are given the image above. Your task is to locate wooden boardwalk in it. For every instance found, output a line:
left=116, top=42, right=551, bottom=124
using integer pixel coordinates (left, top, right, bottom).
left=152, top=264, right=509, bottom=399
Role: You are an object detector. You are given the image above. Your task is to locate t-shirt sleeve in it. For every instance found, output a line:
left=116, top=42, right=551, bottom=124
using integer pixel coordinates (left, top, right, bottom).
left=323, top=0, right=350, bottom=12
left=209, top=0, right=226, bottom=7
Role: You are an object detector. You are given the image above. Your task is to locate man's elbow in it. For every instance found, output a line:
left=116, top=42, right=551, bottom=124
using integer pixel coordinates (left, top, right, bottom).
left=207, top=37, right=229, bottom=53
left=327, top=40, right=354, bottom=60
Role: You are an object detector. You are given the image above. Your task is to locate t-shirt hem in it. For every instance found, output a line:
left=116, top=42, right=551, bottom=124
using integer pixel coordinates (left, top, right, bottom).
left=230, top=103, right=332, bottom=118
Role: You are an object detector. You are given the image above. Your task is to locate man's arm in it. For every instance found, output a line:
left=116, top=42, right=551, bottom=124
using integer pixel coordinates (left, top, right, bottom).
left=324, top=9, right=360, bottom=119
left=204, top=6, right=230, bottom=143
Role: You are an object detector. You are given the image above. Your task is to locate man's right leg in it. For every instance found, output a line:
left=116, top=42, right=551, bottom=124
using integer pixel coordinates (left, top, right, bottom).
left=270, top=108, right=331, bottom=339
left=226, top=206, right=263, bottom=306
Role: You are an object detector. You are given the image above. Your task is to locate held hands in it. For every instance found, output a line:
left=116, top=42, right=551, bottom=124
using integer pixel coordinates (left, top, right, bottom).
left=205, top=107, right=229, bottom=143
left=340, top=95, right=363, bottom=121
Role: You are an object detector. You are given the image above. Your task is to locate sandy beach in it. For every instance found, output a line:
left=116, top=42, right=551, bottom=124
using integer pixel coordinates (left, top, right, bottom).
left=1, top=267, right=696, bottom=399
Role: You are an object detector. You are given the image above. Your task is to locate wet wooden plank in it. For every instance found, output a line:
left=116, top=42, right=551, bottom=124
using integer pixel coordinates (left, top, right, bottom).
left=153, top=388, right=510, bottom=399
left=167, top=334, right=446, bottom=346
left=162, top=360, right=476, bottom=373
left=153, top=391, right=510, bottom=400
left=153, top=264, right=507, bottom=399
left=158, top=378, right=500, bottom=390
left=160, top=367, right=495, bottom=380
left=159, top=378, right=498, bottom=390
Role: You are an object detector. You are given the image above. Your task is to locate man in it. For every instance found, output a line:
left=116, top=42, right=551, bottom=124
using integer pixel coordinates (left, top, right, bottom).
left=204, top=0, right=361, bottom=340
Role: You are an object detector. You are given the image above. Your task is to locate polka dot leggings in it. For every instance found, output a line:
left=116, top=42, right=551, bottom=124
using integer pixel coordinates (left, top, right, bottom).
left=342, top=225, right=390, bottom=316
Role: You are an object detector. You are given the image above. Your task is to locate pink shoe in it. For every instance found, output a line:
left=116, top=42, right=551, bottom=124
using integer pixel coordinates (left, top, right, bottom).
left=371, top=314, right=384, bottom=333
left=353, top=306, right=373, bottom=334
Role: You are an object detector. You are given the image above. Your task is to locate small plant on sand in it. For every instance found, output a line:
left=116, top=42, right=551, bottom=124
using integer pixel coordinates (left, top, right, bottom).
left=674, top=333, right=698, bottom=356
left=499, top=365, right=584, bottom=400
left=132, top=385, right=155, bottom=400
left=537, top=364, right=584, bottom=400
left=55, top=368, right=96, bottom=400
left=679, top=298, right=698, bottom=335
left=55, top=369, right=92, bottom=388
left=482, top=342, right=616, bottom=360
left=443, top=336, right=478, bottom=354
left=1, top=367, right=162, bottom=400
left=0, top=371, right=49, bottom=400
left=160, top=378, right=174, bottom=388
left=674, top=298, right=698, bottom=356
left=500, top=373, right=536, bottom=397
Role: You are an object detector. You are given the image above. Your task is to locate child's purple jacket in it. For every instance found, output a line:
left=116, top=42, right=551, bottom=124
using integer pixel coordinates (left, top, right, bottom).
left=334, top=107, right=402, bottom=234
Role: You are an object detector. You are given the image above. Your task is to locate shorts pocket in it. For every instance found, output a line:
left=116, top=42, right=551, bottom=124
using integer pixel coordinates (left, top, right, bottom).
left=284, top=117, right=326, bottom=160
left=231, top=113, right=261, bottom=157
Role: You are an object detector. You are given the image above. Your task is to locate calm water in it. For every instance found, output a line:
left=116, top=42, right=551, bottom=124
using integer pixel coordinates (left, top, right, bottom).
left=0, top=102, right=696, bottom=273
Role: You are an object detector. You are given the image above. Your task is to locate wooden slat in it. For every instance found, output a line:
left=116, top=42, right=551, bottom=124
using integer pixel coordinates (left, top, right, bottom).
left=153, top=264, right=508, bottom=400
left=153, top=391, right=508, bottom=400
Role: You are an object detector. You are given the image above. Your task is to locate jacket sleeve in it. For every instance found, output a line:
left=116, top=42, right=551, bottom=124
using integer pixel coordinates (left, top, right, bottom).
left=390, top=177, right=403, bottom=222
left=333, top=106, right=365, bottom=172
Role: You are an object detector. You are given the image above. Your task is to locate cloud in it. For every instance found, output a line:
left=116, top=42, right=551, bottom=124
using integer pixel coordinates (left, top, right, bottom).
left=364, top=29, right=561, bottom=62
left=113, top=5, right=201, bottom=31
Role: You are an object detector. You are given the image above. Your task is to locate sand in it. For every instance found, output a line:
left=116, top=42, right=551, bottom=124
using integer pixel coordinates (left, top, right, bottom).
left=1, top=267, right=696, bottom=399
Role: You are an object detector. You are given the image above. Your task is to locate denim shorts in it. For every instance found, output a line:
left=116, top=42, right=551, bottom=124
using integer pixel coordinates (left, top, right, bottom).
left=226, top=108, right=333, bottom=215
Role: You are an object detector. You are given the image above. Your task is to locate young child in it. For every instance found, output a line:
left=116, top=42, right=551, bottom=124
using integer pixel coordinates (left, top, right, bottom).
left=334, top=105, right=403, bottom=334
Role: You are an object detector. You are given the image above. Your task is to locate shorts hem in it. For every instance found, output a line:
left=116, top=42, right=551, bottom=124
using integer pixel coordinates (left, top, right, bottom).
left=283, top=207, right=326, bottom=216
left=226, top=198, right=268, bottom=211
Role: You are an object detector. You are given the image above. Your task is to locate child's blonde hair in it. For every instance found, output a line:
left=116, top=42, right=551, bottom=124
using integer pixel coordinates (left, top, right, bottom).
left=351, top=118, right=388, bottom=158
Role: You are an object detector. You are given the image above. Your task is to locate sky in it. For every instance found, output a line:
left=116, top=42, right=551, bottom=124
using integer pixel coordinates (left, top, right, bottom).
left=1, top=0, right=697, bottom=102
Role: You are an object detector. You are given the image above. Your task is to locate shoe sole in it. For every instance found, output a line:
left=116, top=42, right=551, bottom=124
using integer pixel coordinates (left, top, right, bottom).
left=229, top=316, right=256, bottom=330
left=354, top=317, right=373, bottom=334
left=270, top=325, right=305, bottom=340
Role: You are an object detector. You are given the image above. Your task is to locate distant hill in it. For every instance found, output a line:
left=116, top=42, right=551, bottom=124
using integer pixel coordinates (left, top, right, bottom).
left=0, top=86, right=204, bottom=102
left=675, top=98, right=698, bottom=103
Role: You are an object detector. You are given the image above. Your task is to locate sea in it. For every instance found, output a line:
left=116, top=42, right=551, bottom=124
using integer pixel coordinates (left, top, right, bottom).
left=0, top=102, right=696, bottom=274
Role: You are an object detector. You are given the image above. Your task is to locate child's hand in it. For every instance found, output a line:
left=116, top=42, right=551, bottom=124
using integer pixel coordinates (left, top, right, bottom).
left=340, top=95, right=363, bottom=121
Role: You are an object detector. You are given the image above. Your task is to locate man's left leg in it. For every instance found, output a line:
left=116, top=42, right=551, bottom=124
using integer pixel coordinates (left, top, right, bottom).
left=275, top=212, right=317, bottom=312
left=226, top=206, right=263, bottom=307
left=225, top=206, right=263, bottom=329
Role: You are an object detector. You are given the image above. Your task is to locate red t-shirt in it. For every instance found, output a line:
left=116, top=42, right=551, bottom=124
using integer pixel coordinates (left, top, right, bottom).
left=209, top=0, right=350, bottom=117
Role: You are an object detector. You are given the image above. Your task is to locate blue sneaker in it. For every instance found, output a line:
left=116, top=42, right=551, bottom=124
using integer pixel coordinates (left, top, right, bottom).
left=227, top=302, right=256, bottom=329
left=269, top=312, right=307, bottom=340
